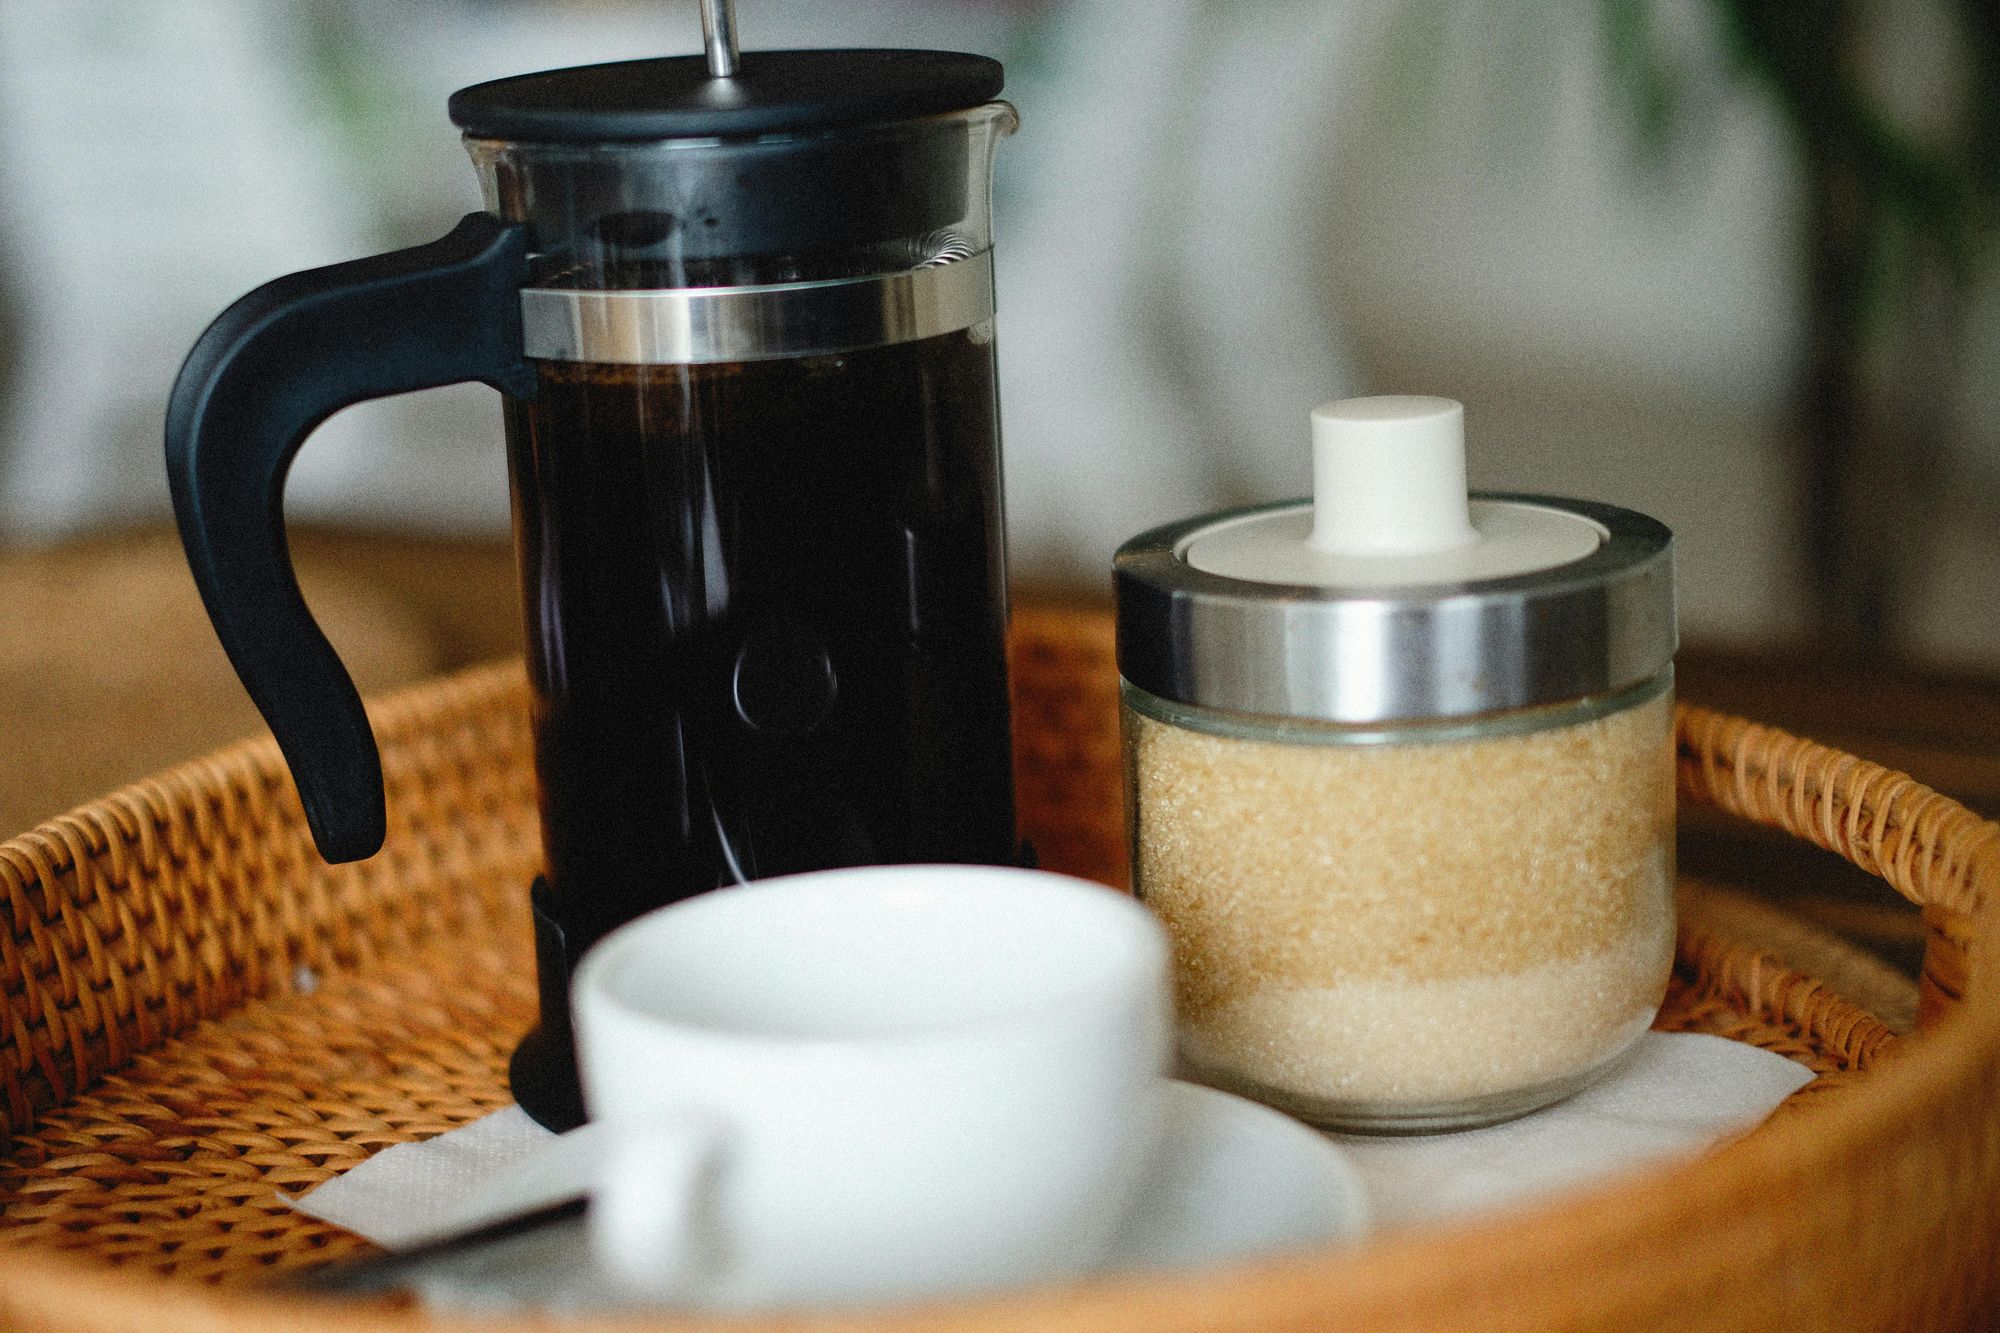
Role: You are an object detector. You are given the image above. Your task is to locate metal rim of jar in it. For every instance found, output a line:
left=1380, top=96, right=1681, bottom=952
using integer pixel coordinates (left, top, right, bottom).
left=1112, top=492, right=1677, bottom=725
left=1120, top=670, right=1673, bottom=748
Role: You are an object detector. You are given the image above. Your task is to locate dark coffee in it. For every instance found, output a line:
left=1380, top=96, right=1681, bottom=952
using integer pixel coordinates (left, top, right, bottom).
left=502, top=325, right=1018, bottom=954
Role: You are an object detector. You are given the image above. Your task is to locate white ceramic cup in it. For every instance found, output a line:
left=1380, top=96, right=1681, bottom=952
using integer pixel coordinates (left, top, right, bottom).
left=567, top=864, right=1174, bottom=1312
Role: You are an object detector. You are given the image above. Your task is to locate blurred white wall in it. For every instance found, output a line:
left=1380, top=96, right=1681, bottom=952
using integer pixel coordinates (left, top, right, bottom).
left=0, top=0, right=1993, bottom=665
left=1319, top=0, right=1999, bottom=667
left=0, top=2, right=374, bottom=533
left=1326, top=0, right=1812, bottom=649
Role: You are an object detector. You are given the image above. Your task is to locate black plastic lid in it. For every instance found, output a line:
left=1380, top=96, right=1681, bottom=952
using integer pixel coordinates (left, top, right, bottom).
left=449, top=49, right=1004, bottom=142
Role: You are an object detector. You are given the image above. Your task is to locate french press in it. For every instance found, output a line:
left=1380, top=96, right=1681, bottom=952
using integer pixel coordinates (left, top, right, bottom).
left=165, top=7, right=1021, bottom=1129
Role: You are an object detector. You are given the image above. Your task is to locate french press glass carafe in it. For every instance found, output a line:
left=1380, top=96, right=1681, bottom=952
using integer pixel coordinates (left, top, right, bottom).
left=165, top=17, right=1020, bottom=1129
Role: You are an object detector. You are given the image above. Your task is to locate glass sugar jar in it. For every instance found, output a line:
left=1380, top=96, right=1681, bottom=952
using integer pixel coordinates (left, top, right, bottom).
left=1116, top=396, right=1678, bottom=1133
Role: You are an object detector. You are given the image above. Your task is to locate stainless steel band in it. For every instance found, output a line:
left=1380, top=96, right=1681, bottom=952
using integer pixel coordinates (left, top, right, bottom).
left=1113, top=494, right=1677, bottom=725
left=519, top=252, right=994, bottom=364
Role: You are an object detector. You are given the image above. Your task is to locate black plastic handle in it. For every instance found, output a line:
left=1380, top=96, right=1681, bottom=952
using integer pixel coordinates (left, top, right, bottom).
left=165, top=213, right=535, bottom=864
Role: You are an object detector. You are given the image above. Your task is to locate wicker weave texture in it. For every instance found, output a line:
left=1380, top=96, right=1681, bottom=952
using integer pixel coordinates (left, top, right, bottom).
left=0, top=608, right=1988, bottom=1331
left=0, top=660, right=539, bottom=1143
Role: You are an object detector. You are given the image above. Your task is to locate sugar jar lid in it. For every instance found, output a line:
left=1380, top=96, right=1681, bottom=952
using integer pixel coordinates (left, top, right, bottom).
left=1113, top=397, right=1677, bottom=725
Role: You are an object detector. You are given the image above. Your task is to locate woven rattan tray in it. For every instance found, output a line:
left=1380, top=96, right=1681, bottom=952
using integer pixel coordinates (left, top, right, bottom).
left=0, top=607, right=1993, bottom=1330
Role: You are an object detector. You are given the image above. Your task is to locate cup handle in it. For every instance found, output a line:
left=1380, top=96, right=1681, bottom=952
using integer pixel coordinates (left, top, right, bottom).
left=588, top=1112, right=729, bottom=1301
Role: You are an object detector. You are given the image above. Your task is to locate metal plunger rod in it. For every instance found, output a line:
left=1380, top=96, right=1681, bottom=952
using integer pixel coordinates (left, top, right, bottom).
left=700, top=0, right=740, bottom=77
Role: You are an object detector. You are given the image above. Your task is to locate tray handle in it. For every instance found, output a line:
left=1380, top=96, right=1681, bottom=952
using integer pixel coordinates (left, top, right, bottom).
left=1674, top=703, right=1998, bottom=1028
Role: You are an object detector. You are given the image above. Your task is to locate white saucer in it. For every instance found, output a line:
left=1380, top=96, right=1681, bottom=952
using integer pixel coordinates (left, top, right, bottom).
left=1102, top=1079, right=1370, bottom=1275
left=299, top=1079, right=1368, bottom=1310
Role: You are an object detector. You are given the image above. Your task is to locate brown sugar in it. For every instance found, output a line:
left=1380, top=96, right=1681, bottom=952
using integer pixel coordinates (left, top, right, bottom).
left=1126, top=687, right=1675, bottom=1110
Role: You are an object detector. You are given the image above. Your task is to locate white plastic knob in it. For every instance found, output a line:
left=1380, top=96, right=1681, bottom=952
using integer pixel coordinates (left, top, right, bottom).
left=1308, top=396, right=1477, bottom=556
left=1180, top=392, right=1603, bottom=587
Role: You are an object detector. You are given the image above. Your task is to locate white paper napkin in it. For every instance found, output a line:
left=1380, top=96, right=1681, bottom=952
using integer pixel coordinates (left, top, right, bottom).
left=291, top=1031, right=1811, bottom=1306
left=1328, top=1032, right=1813, bottom=1228
left=295, top=1106, right=559, bottom=1251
